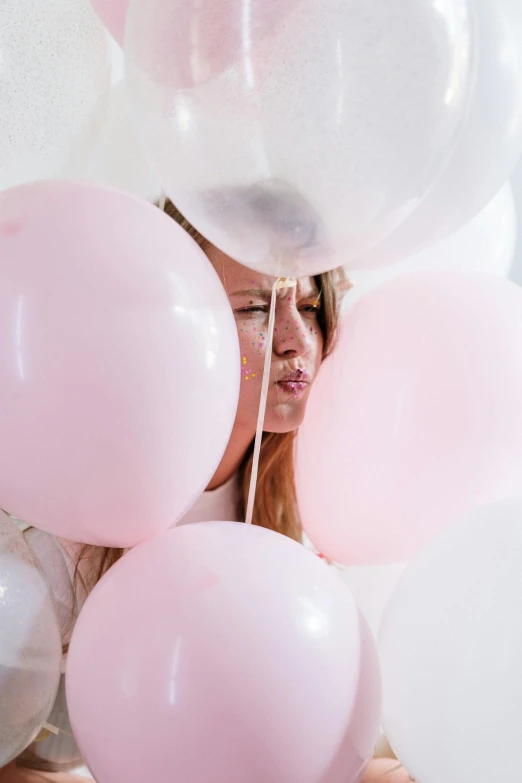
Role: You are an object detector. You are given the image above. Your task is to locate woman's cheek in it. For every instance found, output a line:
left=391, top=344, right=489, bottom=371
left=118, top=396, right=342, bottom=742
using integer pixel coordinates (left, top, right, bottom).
left=240, top=352, right=257, bottom=382
left=237, top=321, right=265, bottom=384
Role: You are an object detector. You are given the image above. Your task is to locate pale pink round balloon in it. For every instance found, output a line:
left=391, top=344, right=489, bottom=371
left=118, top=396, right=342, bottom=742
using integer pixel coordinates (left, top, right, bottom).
left=66, top=522, right=382, bottom=783
left=0, top=181, right=239, bottom=546
left=89, top=0, right=128, bottom=45
left=297, top=270, right=522, bottom=565
left=125, top=0, right=297, bottom=89
left=90, top=0, right=295, bottom=66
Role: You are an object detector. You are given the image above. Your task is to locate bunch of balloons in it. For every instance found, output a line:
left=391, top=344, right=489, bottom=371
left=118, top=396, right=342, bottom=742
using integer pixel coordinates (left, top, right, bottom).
left=0, top=180, right=381, bottom=781
left=89, top=0, right=522, bottom=279
left=1, top=0, right=522, bottom=781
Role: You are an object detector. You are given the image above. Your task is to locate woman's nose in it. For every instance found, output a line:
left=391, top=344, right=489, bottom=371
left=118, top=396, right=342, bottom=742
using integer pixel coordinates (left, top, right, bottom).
left=273, top=308, right=314, bottom=358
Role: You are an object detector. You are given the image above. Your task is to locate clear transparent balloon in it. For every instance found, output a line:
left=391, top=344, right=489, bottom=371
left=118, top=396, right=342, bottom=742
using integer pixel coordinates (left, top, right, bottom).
left=357, top=0, right=522, bottom=267
left=0, top=0, right=111, bottom=191
left=346, top=183, right=517, bottom=305
left=125, top=0, right=474, bottom=276
left=0, top=512, right=62, bottom=766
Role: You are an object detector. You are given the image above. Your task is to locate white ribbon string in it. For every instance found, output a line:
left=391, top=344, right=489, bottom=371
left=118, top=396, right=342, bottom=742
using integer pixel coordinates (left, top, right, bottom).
left=41, top=722, right=60, bottom=735
left=245, top=277, right=297, bottom=526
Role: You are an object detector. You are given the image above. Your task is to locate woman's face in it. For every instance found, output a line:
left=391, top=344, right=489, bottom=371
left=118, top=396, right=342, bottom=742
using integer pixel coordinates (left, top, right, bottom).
left=206, top=245, right=324, bottom=435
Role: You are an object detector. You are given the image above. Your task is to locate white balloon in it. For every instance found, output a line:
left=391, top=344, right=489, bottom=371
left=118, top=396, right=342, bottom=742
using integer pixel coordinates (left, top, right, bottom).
left=71, top=80, right=161, bottom=202
left=356, top=0, right=522, bottom=267
left=67, top=33, right=159, bottom=201
left=0, top=0, right=111, bottom=191
left=339, top=564, right=407, bottom=640
left=346, top=184, right=517, bottom=307
left=108, top=33, right=125, bottom=85
left=509, top=158, right=522, bottom=285
left=378, top=498, right=522, bottom=783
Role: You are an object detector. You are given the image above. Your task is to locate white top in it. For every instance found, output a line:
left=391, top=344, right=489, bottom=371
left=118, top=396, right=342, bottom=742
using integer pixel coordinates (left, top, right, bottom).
left=15, top=476, right=241, bottom=772
left=176, top=473, right=240, bottom=527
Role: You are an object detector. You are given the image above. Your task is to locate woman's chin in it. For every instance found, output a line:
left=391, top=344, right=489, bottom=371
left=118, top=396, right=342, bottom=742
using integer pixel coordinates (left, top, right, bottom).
left=263, top=399, right=308, bottom=433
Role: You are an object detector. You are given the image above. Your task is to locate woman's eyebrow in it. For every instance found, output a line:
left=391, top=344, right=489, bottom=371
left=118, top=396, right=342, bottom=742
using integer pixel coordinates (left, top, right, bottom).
left=230, top=287, right=320, bottom=299
left=229, top=289, right=273, bottom=298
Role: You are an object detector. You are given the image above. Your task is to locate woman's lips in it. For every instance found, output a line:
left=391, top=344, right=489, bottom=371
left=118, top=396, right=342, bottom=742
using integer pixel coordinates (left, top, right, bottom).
left=277, top=380, right=309, bottom=396
left=274, top=368, right=310, bottom=397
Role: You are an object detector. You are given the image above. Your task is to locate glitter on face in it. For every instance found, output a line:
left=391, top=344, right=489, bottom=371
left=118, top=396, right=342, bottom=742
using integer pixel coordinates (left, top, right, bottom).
left=234, top=281, right=323, bottom=404
left=241, top=353, right=257, bottom=381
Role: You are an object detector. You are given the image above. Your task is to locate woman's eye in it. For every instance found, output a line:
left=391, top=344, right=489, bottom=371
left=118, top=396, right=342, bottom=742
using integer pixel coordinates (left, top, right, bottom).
left=300, top=304, right=321, bottom=316
left=234, top=306, right=268, bottom=315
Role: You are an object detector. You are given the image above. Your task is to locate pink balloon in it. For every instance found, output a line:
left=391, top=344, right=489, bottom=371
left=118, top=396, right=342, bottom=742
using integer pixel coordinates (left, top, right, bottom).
left=90, top=0, right=296, bottom=65
left=126, top=0, right=298, bottom=89
left=89, top=0, right=128, bottom=45
left=0, top=181, right=239, bottom=547
left=297, top=270, right=522, bottom=565
left=66, top=523, right=381, bottom=783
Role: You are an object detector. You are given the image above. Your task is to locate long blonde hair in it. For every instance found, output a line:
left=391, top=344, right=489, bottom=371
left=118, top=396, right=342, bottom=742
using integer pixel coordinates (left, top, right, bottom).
left=72, top=200, right=349, bottom=594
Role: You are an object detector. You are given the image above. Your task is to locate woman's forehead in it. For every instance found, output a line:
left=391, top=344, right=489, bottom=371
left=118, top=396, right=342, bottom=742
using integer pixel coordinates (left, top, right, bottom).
left=208, top=247, right=319, bottom=297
